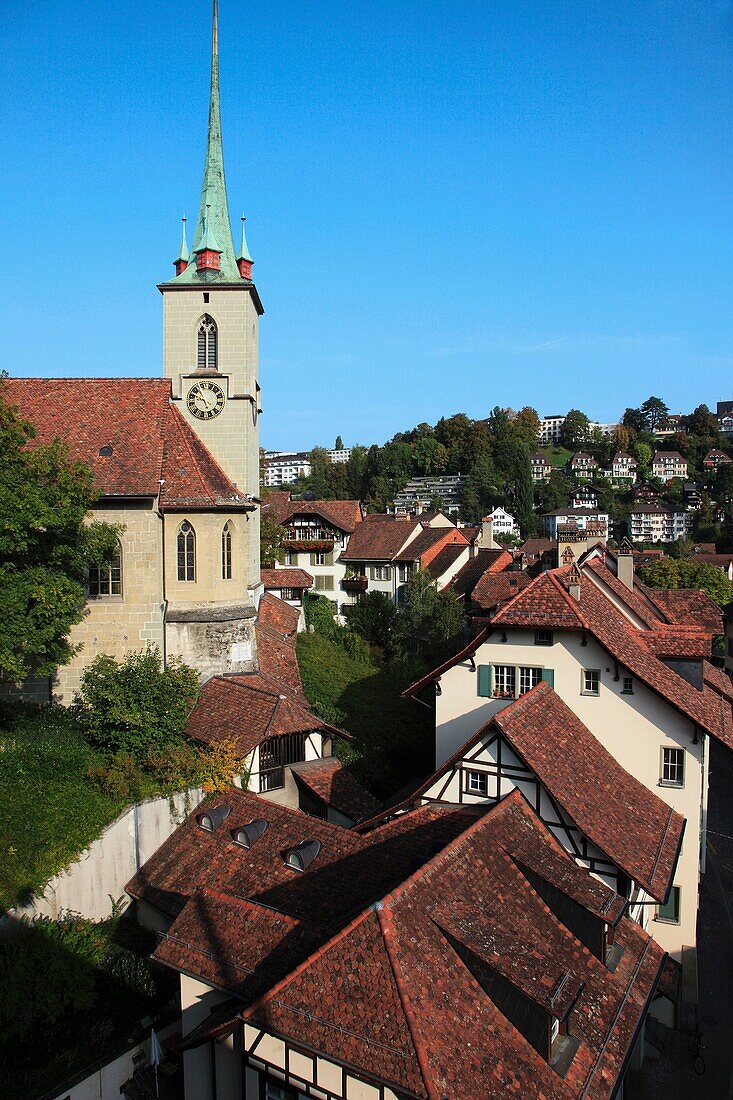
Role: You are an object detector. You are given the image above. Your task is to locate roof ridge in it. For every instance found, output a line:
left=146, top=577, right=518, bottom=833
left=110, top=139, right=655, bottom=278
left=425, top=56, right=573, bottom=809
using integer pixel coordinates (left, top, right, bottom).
left=377, top=905, right=439, bottom=1100
left=168, top=404, right=218, bottom=504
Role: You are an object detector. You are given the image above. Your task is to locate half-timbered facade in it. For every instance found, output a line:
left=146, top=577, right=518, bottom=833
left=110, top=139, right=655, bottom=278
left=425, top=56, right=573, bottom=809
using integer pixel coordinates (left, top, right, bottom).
left=403, top=553, right=732, bottom=959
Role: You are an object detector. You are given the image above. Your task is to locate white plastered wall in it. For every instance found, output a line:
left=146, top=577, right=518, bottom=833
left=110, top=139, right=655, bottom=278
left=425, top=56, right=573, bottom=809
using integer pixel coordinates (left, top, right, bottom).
left=435, top=628, right=703, bottom=958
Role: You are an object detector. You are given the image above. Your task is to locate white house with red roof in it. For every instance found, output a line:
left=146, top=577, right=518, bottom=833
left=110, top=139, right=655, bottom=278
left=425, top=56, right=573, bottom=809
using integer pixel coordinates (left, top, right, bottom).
left=652, top=451, right=688, bottom=482
left=403, top=549, right=732, bottom=962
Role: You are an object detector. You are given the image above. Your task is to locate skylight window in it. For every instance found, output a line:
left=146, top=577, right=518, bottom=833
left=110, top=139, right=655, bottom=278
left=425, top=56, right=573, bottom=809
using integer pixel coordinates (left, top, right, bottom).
left=232, top=819, right=268, bottom=848
left=197, top=804, right=231, bottom=833
left=283, top=839, right=322, bottom=872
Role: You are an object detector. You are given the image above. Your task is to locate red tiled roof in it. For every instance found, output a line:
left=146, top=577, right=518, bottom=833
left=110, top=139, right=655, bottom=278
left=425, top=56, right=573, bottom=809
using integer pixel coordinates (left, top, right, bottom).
left=3, top=378, right=248, bottom=509
left=392, top=526, right=467, bottom=564
left=290, top=757, right=380, bottom=821
left=423, top=543, right=467, bottom=580
left=260, top=568, right=313, bottom=590
left=341, top=514, right=422, bottom=561
left=471, top=568, right=532, bottom=611
left=241, top=792, right=665, bottom=1100
left=492, top=570, right=588, bottom=630
left=402, top=682, right=682, bottom=902
left=256, top=592, right=300, bottom=638
left=402, top=628, right=490, bottom=697
left=127, top=788, right=483, bottom=922
left=633, top=584, right=723, bottom=634
left=443, top=549, right=511, bottom=600
left=186, top=677, right=325, bottom=757
left=267, top=496, right=363, bottom=533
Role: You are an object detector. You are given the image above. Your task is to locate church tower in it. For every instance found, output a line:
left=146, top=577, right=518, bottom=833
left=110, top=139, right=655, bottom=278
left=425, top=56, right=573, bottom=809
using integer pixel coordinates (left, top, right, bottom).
left=159, top=0, right=263, bottom=591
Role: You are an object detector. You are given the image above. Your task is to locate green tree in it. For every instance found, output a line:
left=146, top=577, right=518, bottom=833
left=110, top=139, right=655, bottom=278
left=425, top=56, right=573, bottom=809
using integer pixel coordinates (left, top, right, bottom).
left=640, top=396, right=669, bottom=433
left=0, top=391, right=120, bottom=683
left=631, top=440, right=653, bottom=471
left=393, top=571, right=465, bottom=659
left=260, top=504, right=289, bottom=565
left=622, top=407, right=646, bottom=433
left=640, top=559, right=733, bottom=608
left=560, top=410, right=590, bottom=450
left=76, top=647, right=199, bottom=758
left=514, top=407, right=541, bottom=448
left=334, top=435, right=344, bottom=450
left=347, top=591, right=397, bottom=648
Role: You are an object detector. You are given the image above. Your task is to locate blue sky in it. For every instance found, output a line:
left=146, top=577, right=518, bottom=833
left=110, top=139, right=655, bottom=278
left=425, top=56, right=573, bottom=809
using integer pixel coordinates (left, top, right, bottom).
left=3, top=1, right=733, bottom=450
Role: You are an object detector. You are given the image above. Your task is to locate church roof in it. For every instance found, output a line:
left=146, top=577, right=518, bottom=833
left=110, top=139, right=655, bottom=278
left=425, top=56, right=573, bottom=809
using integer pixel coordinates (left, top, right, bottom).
left=2, top=377, right=250, bottom=510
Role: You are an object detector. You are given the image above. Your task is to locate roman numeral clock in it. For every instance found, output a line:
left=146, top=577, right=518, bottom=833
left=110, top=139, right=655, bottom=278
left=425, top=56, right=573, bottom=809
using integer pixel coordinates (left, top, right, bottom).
left=186, top=379, right=226, bottom=421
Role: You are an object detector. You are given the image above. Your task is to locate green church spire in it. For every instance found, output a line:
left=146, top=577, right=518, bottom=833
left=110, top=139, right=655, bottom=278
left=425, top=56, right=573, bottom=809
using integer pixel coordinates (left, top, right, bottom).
left=236, top=215, right=253, bottom=264
left=174, top=0, right=239, bottom=282
left=175, top=216, right=190, bottom=264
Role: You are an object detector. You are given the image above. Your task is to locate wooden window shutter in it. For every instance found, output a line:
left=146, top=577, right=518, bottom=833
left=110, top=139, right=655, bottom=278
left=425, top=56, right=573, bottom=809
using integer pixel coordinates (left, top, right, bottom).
left=326, top=552, right=334, bottom=566
left=477, top=665, right=492, bottom=697
left=310, top=553, right=317, bottom=566
left=541, top=668, right=555, bottom=688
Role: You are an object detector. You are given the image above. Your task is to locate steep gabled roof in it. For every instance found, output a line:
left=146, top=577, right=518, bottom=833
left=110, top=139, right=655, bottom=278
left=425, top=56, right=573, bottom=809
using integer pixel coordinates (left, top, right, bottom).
left=425, top=543, right=467, bottom=580
left=341, top=514, right=422, bottom=561
left=471, top=568, right=532, bottom=611
left=266, top=495, right=363, bottom=533
left=290, top=757, right=380, bottom=822
left=260, top=568, right=313, bottom=590
left=492, top=570, right=588, bottom=629
left=443, top=549, right=511, bottom=600
left=2, top=377, right=249, bottom=509
left=238, top=792, right=665, bottom=1100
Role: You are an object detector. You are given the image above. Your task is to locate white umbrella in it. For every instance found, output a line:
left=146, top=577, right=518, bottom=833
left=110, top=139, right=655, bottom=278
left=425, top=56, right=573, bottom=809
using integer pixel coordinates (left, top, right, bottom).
left=150, top=1028, right=163, bottom=1098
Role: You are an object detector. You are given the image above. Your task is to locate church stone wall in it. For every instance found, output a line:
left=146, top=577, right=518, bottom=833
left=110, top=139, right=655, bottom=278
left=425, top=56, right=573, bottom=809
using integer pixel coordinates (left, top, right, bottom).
left=166, top=612, right=257, bottom=682
left=54, top=503, right=164, bottom=705
left=164, top=511, right=255, bottom=607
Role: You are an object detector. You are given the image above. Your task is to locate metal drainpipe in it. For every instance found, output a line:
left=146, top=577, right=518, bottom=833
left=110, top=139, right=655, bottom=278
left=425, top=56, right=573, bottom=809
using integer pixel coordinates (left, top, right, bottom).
left=158, top=489, right=168, bottom=668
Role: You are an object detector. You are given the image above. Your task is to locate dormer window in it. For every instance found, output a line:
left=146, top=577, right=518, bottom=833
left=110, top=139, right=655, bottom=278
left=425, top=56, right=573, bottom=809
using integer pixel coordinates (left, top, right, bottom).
left=198, top=804, right=231, bottom=832
left=232, top=819, right=268, bottom=848
left=197, top=315, right=218, bottom=371
left=283, top=839, right=322, bottom=872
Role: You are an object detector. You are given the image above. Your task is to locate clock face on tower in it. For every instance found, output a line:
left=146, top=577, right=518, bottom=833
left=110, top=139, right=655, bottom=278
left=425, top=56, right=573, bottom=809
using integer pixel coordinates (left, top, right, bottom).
left=187, top=380, right=226, bottom=420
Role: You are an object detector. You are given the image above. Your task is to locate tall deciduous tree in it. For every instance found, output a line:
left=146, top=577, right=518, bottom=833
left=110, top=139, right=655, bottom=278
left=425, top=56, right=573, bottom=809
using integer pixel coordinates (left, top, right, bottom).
left=0, top=392, right=119, bottom=682
left=560, top=410, right=590, bottom=449
left=393, top=571, right=465, bottom=658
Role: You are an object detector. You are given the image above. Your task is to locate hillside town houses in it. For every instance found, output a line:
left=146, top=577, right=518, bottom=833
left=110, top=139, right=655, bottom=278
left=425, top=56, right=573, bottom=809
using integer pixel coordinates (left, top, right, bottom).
left=6, top=4, right=733, bottom=1100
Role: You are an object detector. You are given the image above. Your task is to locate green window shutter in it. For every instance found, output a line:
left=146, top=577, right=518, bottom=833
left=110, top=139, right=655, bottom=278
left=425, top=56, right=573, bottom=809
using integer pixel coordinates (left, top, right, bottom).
left=309, top=553, right=316, bottom=566
left=477, top=665, right=492, bottom=698
left=326, top=552, right=334, bottom=566
left=541, top=668, right=555, bottom=688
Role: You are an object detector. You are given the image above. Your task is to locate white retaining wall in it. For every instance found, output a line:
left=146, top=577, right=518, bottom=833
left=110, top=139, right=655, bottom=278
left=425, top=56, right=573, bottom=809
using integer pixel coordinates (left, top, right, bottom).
left=8, top=787, right=204, bottom=923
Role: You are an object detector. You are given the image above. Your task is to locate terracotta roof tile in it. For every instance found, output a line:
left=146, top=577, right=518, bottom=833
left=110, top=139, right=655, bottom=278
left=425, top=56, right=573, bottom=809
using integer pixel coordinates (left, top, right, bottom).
left=471, top=568, right=532, bottom=611
left=290, top=757, right=380, bottom=821
left=266, top=496, right=363, bottom=533
left=126, top=788, right=482, bottom=923
left=256, top=593, right=300, bottom=638
left=260, top=568, right=313, bottom=590
left=341, top=514, right=422, bottom=561
left=443, top=549, right=512, bottom=600
left=241, top=793, right=665, bottom=1100
left=3, top=378, right=248, bottom=509
left=423, top=543, right=466, bottom=580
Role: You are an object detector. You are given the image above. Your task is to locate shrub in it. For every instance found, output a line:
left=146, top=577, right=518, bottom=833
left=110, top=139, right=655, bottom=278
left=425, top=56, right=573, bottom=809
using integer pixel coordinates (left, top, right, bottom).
left=146, top=742, right=203, bottom=789
left=347, top=591, right=397, bottom=648
left=87, top=753, right=144, bottom=801
left=198, top=738, right=247, bottom=793
left=76, top=647, right=199, bottom=759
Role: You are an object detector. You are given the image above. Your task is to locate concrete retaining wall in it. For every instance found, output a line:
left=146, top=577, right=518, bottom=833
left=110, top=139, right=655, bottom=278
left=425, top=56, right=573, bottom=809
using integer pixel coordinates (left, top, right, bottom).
left=8, top=787, right=204, bottom=923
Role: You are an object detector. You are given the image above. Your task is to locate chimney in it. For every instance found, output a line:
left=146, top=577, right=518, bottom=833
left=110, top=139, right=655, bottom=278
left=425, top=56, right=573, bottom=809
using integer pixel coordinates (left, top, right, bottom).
left=568, top=563, right=581, bottom=602
left=617, top=539, right=634, bottom=592
left=481, top=515, right=497, bottom=549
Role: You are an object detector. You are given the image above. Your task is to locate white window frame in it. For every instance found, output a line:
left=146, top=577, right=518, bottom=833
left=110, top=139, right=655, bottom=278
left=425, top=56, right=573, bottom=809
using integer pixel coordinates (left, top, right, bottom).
left=467, top=770, right=488, bottom=795
left=581, top=669, right=600, bottom=696
left=519, top=666, right=543, bottom=695
left=660, top=747, right=684, bottom=788
left=493, top=665, right=516, bottom=698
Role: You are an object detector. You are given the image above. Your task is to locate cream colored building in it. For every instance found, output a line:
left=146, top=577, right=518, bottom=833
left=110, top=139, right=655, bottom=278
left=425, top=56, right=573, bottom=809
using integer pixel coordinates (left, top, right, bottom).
left=404, top=551, right=733, bottom=962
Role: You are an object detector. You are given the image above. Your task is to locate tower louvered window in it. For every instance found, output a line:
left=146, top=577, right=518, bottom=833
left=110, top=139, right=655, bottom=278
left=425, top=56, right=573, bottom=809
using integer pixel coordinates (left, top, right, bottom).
left=221, top=522, right=232, bottom=579
left=177, top=521, right=196, bottom=581
left=197, top=315, right=218, bottom=371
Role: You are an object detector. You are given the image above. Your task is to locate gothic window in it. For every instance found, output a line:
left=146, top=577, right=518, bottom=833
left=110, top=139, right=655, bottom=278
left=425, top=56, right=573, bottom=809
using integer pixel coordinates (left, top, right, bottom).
left=197, top=315, right=218, bottom=371
left=221, top=522, right=232, bottom=580
left=88, top=541, right=123, bottom=597
left=177, top=521, right=196, bottom=581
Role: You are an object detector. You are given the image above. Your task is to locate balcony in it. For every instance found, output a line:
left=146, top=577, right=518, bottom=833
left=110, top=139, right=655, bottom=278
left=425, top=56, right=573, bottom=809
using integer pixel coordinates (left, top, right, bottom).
left=283, top=539, right=334, bottom=553
left=342, top=575, right=368, bottom=593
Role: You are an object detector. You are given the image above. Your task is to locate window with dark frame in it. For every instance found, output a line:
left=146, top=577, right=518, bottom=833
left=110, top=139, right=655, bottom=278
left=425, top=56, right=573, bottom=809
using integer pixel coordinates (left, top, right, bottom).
left=258, top=733, right=307, bottom=792
left=656, top=885, right=681, bottom=924
left=197, top=314, right=218, bottom=370
left=660, top=747, right=684, bottom=787
left=280, top=587, right=297, bottom=601
left=221, top=522, right=232, bottom=580
left=88, top=543, right=123, bottom=597
left=534, top=629, right=553, bottom=646
left=177, top=521, right=196, bottom=581
left=621, top=675, right=633, bottom=694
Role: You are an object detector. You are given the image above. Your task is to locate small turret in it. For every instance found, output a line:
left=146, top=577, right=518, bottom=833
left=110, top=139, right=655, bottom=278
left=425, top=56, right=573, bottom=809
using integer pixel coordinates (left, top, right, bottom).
left=174, top=216, right=190, bottom=276
left=236, top=215, right=253, bottom=279
left=194, top=204, right=223, bottom=273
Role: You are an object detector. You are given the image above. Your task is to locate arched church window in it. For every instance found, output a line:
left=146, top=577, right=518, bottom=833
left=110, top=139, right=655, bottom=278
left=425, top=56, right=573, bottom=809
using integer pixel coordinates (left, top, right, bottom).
left=197, top=315, right=218, bottom=371
left=177, top=521, right=196, bottom=581
left=221, top=522, right=233, bottom=580
left=89, top=541, right=123, bottom=597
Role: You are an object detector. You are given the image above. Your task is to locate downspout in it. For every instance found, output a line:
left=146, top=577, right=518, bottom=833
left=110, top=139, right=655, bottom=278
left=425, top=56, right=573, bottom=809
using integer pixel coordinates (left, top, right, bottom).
left=158, top=485, right=168, bottom=668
